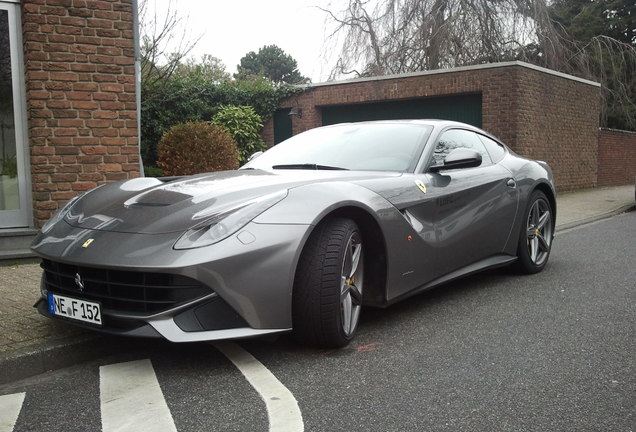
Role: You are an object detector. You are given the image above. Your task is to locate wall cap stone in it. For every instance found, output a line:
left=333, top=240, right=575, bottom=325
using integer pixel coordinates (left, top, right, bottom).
left=599, top=127, right=636, bottom=136
left=302, top=60, right=601, bottom=89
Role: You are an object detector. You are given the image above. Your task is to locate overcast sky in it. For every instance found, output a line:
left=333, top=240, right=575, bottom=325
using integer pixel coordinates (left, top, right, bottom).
left=146, top=0, right=346, bottom=83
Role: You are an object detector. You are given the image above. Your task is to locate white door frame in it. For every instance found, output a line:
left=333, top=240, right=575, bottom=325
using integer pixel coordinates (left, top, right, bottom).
left=0, top=1, right=32, bottom=228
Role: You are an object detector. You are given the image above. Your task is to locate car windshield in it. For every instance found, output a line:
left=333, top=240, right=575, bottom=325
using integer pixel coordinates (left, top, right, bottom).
left=243, top=123, right=432, bottom=172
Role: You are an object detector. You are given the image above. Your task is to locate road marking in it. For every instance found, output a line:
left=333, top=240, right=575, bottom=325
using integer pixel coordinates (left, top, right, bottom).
left=215, top=342, right=304, bottom=432
left=100, top=359, right=177, bottom=432
left=0, top=392, right=25, bottom=432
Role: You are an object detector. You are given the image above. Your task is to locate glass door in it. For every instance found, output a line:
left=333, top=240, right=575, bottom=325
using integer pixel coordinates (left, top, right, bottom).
left=0, top=2, right=30, bottom=228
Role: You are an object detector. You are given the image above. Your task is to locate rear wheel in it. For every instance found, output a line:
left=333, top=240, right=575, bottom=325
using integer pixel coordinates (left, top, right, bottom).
left=292, top=218, right=363, bottom=347
left=515, top=190, right=553, bottom=274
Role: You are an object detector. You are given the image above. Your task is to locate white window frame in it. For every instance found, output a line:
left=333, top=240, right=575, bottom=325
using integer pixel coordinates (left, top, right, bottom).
left=0, top=1, right=32, bottom=228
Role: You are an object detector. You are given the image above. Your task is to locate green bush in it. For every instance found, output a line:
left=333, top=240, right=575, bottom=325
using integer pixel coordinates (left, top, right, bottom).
left=141, top=72, right=219, bottom=168
left=143, top=165, right=164, bottom=177
left=157, top=122, right=239, bottom=176
left=0, top=155, right=17, bottom=178
left=212, top=105, right=267, bottom=164
left=141, top=74, right=303, bottom=167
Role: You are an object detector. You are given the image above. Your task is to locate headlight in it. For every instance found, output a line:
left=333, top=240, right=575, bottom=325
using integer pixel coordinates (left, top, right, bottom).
left=174, top=190, right=288, bottom=249
left=40, top=193, right=83, bottom=234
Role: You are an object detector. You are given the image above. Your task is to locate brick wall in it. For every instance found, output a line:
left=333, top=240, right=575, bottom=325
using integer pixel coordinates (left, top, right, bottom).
left=514, top=67, right=600, bottom=191
left=262, top=117, right=275, bottom=146
left=22, top=0, right=140, bottom=227
left=598, top=129, right=636, bottom=187
left=266, top=62, right=601, bottom=191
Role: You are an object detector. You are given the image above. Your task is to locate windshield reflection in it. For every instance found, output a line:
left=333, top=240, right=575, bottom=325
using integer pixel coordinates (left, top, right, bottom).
left=245, top=123, right=432, bottom=173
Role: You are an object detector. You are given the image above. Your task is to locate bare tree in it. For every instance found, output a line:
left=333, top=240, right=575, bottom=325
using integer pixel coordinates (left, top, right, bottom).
left=322, top=0, right=636, bottom=129
left=566, top=36, right=636, bottom=129
left=176, top=54, right=231, bottom=83
left=322, top=0, right=546, bottom=77
left=139, top=0, right=202, bottom=84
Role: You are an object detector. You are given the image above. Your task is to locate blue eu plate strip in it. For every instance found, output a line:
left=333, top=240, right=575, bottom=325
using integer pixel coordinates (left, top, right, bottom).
left=47, top=294, right=55, bottom=314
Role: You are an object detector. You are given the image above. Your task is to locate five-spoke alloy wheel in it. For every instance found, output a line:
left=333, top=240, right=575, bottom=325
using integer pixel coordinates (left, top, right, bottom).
left=340, top=230, right=364, bottom=337
left=516, top=190, right=553, bottom=273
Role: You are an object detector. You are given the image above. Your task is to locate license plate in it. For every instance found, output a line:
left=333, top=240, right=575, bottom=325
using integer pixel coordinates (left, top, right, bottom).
left=48, top=293, right=102, bottom=326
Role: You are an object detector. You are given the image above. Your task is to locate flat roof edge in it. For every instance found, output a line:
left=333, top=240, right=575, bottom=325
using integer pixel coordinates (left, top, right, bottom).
left=600, top=127, right=636, bottom=135
left=302, top=61, right=601, bottom=89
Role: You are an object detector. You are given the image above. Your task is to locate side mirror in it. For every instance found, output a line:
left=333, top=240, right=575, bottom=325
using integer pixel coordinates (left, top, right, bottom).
left=430, top=148, right=482, bottom=172
left=247, top=151, right=264, bottom=162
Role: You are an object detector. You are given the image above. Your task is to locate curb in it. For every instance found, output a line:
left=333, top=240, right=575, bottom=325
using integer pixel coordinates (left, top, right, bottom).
left=0, top=334, right=138, bottom=385
left=556, top=203, right=635, bottom=232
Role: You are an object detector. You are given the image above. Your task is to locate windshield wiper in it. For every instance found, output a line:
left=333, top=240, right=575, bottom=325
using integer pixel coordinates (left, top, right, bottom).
left=271, top=163, right=349, bottom=171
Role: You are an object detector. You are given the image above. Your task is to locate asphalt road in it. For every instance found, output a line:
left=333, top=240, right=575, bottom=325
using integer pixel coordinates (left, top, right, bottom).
left=2, top=211, right=634, bottom=432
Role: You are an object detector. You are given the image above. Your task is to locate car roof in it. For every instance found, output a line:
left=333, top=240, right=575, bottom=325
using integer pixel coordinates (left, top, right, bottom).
left=321, top=119, right=509, bottom=150
left=327, top=119, right=477, bottom=129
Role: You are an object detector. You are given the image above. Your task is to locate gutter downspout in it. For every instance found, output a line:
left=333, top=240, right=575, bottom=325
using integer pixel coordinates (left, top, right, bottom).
left=132, top=0, right=144, bottom=177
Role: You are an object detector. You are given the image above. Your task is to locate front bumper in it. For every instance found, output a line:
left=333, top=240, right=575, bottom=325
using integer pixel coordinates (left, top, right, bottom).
left=32, top=221, right=311, bottom=341
left=34, top=296, right=289, bottom=342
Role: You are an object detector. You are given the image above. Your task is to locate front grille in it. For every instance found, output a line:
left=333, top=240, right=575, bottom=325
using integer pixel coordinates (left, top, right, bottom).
left=41, top=259, right=212, bottom=315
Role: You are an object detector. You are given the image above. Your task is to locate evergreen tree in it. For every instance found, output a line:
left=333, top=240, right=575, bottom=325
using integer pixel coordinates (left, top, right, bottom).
left=235, top=45, right=309, bottom=84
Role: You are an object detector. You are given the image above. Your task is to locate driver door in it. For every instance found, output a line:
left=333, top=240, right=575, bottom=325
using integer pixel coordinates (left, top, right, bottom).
left=410, top=128, right=519, bottom=276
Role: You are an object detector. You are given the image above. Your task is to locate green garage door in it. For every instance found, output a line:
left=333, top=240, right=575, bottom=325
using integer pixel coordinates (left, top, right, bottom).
left=321, top=93, right=482, bottom=127
left=273, top=108, right=293, bottom=144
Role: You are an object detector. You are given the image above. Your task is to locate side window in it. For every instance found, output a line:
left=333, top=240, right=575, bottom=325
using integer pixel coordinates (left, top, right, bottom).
left=478, top=134, right=506, bottom=163
left=432, top=129, right=493, bottom=167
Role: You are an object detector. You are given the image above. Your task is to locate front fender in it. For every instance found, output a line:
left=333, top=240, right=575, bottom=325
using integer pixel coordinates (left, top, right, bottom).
left=255, top=182, right=436, bottom=303
left=254, top=181, right=396, bottom=226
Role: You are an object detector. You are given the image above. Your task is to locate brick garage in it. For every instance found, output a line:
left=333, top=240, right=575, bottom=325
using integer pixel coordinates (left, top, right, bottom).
left=22, top=0, right=140, bottom=227
left=597, top=129, right=636, bottom=187
left=264, top=61, right=601, bottom=191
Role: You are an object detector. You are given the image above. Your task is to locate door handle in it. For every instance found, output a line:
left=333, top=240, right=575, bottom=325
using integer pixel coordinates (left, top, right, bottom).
left=506, top=178, right=517, bottom=188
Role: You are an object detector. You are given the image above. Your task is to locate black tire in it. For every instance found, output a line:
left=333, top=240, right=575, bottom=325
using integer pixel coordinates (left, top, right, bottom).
left=292, top=218, right=364, bottom=348
left=515, top=190, right=554, bottom=274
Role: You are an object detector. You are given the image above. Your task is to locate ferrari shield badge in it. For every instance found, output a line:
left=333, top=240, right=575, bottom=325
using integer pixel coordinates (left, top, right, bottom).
left=414, top=180, right=427, bottom=194
left=82, top=238, right=94, bottom=248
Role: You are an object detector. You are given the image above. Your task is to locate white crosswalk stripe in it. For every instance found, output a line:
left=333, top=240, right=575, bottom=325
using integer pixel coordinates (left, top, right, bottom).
left=100, top=359, right=177, bottom=432
left=0, top=392, right=25, bottom=432
left=3, top=348, right=303, bottom=432
left=215, top=342, right=304, bottom=432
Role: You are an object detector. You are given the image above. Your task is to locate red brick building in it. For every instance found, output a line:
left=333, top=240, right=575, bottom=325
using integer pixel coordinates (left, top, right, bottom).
left=264, top=61, right=606, bottom=191
left=1, top=0, right=139, bottom=241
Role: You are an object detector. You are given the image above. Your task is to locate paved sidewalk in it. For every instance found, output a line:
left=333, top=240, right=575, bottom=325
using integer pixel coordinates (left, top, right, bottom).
left=555, top=184, right=635, bottom=230
left=0, top=265, right=84, bottom=354
left=0, top=184, right=633, bottom=384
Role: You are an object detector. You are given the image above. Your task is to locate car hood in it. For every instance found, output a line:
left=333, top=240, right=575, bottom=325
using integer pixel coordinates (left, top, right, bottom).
left=65, top=169, right=398, bottom=234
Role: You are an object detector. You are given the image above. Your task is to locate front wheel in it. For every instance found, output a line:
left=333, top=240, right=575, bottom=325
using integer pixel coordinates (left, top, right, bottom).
left=515, top=190, right=554, bottom=274
left=292, top=218, right=364, bottom=347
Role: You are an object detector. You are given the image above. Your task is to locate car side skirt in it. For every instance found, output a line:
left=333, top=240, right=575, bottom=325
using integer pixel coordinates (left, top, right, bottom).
left=383, top=254, right=517, bottom=307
